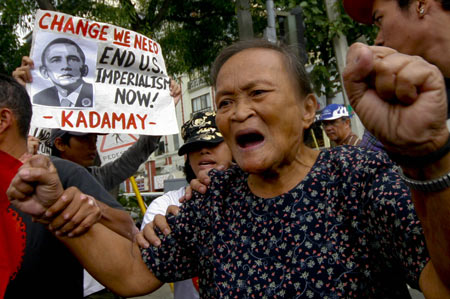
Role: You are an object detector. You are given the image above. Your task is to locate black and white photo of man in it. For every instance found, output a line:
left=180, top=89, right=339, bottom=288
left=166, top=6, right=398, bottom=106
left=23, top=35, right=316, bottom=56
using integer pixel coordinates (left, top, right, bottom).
left=33, top=37, right=94, bottom=108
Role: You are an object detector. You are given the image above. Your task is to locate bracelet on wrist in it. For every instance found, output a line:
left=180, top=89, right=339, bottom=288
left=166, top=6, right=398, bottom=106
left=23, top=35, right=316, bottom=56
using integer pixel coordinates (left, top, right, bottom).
left=399, top=168, right=450, bottom=192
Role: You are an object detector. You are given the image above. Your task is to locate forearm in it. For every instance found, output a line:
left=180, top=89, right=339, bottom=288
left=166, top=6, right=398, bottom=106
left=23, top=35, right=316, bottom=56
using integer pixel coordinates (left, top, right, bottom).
left=404, top=152, right=450, bottom=290
left=93, top=135, right=160, bottom=190
left=97, top=200, right=137, bottom=240
left=58, top=223, right=162, bottom=296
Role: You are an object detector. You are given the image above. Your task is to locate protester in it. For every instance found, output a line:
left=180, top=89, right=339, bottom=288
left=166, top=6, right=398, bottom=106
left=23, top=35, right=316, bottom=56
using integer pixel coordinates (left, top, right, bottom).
left=49, top=128, right=159, bottom=193
left=13, top=55, right=181, bottom=298
left=343, top=0, right=450, bottom=152
left=16, top=54, right=181, bottom=298
left=8, top=39, right=450, bottom=298
left=0, top=74, right=136, bottom=298
left=319, top=103, right=360, bottom=146
left=137, top=110, right=233, bottom=299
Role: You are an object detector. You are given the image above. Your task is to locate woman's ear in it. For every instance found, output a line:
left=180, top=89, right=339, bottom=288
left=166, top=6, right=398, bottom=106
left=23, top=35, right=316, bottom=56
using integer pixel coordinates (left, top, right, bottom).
left=302, top=93, right=318, bottom=129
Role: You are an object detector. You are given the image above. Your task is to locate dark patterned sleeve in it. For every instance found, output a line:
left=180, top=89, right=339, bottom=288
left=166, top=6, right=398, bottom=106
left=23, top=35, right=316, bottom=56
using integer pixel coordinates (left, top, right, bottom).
left=363, top=151, right=429, bottom=290
left=141, top=167, right=235, bottom=284
left=141, top=199, right=202, bottom=283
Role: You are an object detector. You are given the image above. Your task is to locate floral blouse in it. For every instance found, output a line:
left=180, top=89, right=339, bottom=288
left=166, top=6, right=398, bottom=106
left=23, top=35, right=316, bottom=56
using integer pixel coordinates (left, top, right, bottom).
left=143, top=146, right=428, bottom=298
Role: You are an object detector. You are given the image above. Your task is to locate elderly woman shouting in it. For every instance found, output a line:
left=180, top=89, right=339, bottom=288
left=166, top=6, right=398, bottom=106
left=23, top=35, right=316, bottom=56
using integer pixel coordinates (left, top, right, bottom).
left=8, top=40, right=450, bottom=298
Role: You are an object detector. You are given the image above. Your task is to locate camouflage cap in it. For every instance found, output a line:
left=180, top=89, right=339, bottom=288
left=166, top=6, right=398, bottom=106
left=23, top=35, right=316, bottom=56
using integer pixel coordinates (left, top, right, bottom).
left=178, top=111, right=224, bottom=156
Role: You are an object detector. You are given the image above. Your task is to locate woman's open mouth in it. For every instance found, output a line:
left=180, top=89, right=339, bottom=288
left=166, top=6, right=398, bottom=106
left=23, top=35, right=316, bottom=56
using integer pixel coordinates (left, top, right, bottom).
left=236, top=131, right=265, bottom=150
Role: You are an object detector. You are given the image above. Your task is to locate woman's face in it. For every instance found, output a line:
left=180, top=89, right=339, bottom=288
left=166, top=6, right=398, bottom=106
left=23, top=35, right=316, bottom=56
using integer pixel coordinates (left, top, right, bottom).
left=188, top=141, right=233, bottom=177
left=215, top=48, right=316, bottom=175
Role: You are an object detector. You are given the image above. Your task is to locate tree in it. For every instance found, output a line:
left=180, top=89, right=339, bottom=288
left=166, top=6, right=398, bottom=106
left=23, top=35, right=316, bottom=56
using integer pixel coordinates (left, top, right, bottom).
left=259, top=0, right=377, bottom=99
left=1, top=0, right=376, bottom=96
left=0, top=0, right=239, bottom=78
left=0, top=0, right=37, bottom=75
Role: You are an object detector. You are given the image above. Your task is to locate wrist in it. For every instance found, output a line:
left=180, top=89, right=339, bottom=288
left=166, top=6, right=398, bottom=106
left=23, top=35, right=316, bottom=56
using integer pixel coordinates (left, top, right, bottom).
left=401, top=151, right=450, bottom=180
left=387, top=132, right=450, bottom=171
left=399, top=166, right=450, bottom=192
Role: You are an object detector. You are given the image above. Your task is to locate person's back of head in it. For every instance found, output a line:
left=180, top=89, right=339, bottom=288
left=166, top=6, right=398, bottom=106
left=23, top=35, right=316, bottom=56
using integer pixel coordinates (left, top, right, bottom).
left=0, top=74, right=32, bottom=140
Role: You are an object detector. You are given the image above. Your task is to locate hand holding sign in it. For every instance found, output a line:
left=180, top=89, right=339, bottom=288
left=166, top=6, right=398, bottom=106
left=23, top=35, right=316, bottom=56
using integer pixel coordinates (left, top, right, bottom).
left=28, top=10, right=178, bottom=137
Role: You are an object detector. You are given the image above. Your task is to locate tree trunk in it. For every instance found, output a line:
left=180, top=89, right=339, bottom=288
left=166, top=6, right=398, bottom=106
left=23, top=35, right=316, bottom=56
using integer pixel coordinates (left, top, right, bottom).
left=36, top=0, right=55, bottom=11
left=236, top=0, right=254, bottom=40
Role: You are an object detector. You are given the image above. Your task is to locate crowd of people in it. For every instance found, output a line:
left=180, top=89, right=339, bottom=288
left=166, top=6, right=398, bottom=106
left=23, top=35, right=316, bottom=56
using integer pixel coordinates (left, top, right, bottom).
left=2, top=1, right=450, bottom=298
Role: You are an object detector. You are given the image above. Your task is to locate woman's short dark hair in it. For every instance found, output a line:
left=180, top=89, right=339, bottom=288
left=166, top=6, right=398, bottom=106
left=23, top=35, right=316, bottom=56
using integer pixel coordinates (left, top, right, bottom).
left=210, top=39, right=313, bottom=97
left=183, top=157, right=197, bottom=183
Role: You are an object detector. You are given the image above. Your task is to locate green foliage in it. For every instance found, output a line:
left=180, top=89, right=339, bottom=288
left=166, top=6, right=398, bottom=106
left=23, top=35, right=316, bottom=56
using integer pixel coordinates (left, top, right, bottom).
left=0, top=0, right=238, bottom=77
left=0, top=0, right=37, bottom=75
left=292, top=0, right=377, bottom=98
left=1, top=0, right=376, bottom=96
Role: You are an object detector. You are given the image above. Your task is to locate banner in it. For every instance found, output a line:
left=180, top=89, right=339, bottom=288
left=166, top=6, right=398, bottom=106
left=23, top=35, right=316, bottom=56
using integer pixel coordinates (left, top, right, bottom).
left=28, top=10, right=178, bottom=136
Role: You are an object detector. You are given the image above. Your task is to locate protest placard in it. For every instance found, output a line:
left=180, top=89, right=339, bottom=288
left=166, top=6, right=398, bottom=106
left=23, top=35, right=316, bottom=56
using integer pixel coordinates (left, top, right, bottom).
left=29, top=126, right=52, bottom=155
left=28, top=9, right=178, bottom=136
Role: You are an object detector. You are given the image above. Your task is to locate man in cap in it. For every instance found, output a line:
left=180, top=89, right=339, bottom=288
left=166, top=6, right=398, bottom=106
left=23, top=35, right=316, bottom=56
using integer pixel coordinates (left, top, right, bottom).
left=138, top=111, right=233, bottom=299
left=14, top=53, right=181, bottom=298
left=46, top=83, right=180, bottom=299
left=320, top=103, right=361, bottom=146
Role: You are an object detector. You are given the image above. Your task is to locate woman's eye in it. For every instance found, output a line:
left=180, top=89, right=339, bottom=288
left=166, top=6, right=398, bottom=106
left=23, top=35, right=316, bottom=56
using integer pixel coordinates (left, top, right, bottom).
left=218, top=99, right=231, bottom=109
left=251, top=90, right=265, bottom=96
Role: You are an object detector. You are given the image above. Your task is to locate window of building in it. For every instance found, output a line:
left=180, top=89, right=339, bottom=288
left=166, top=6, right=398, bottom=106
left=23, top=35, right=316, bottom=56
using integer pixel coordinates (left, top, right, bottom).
left=192, top=93, right=211, bottom=113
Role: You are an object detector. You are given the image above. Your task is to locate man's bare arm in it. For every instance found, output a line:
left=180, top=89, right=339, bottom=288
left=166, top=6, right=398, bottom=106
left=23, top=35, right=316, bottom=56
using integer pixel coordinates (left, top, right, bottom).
left=59, top=222, right=162, bottom=297
left=344, top=43, right=450, bottom=296
left=7, top=155, right=162, bottom=296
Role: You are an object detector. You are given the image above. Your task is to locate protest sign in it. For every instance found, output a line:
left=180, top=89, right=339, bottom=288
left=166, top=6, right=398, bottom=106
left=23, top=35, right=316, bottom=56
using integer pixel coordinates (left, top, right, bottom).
left=28, top=9, right=178, bottom=136
left=29, top=126, right=52, bottom=155
left=96, top=133, right=139, bottom=165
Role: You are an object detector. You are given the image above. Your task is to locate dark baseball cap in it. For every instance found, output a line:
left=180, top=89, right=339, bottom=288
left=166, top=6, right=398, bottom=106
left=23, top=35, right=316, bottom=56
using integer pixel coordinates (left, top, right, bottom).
left=178, top=111, right=224, bottom=156
left=50, top=129, right=90, bottom=146
left=343, top=0, right=375, bottom=25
